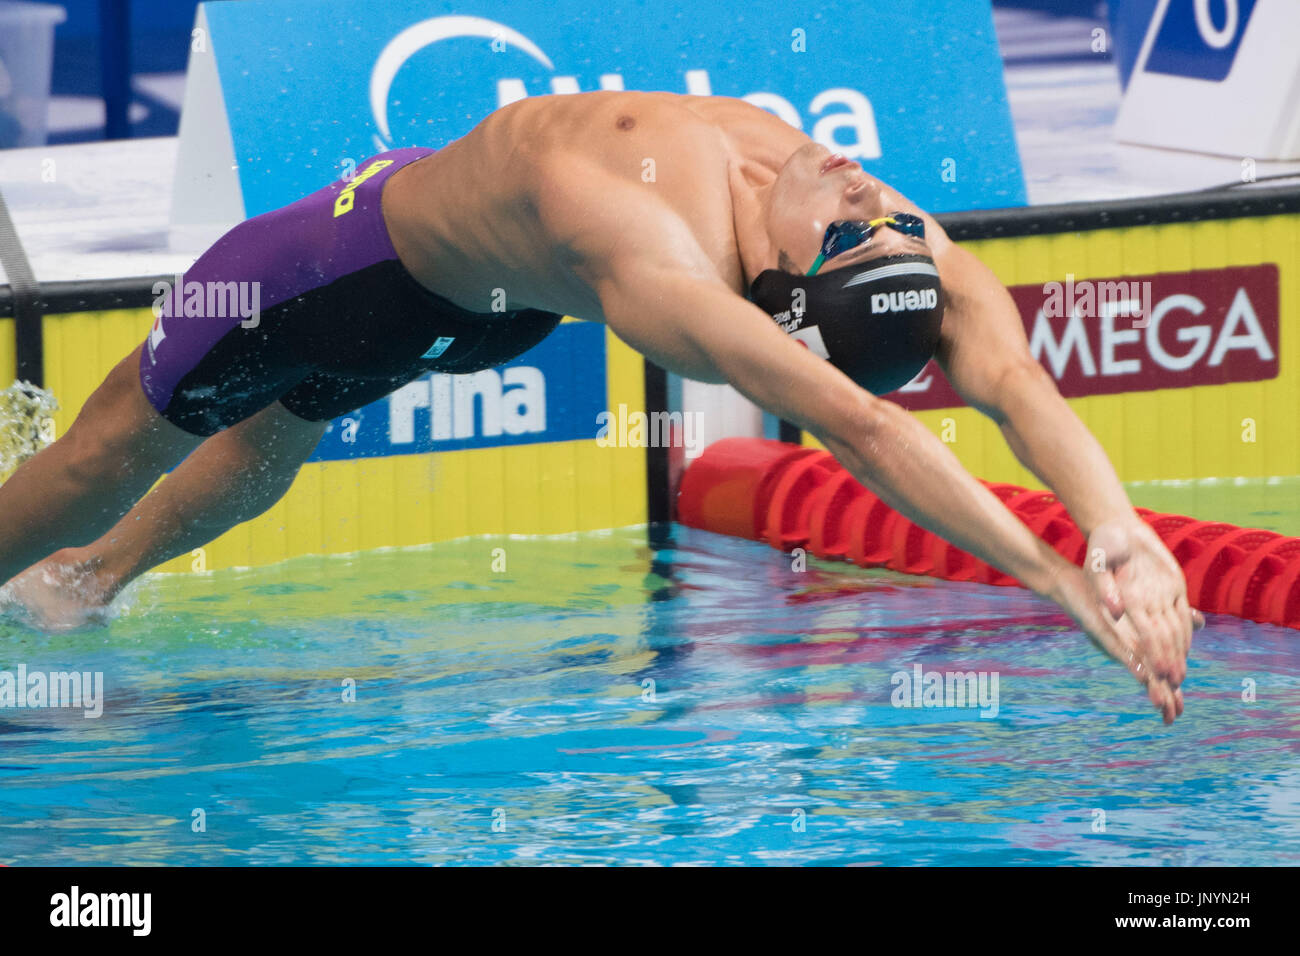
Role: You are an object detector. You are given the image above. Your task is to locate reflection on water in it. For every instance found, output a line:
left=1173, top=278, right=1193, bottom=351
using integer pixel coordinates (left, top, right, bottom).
left=1, top=525, right=1298, bottom=865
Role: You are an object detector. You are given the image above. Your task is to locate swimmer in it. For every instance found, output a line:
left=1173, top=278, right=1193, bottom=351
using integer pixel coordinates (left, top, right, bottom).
left=0, top=92, right=1200, bottom=721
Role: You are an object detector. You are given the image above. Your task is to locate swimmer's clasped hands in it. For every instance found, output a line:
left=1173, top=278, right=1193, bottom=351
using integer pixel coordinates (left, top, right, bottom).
left=1047, top=522, right=1203, bottom=724
left=1088, top=518, right=1203, bottom=722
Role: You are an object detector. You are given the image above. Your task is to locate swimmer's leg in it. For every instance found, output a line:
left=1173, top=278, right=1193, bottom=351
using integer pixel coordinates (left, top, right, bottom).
left=8, top=398, right=327, bottom=629
left=0, top=344, right=204, bottom=588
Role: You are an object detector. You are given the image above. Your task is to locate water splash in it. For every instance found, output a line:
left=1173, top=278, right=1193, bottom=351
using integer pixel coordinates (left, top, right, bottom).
left=0, top=380, right=59, bottom=485
left=0, top=558, right=131, bottom=633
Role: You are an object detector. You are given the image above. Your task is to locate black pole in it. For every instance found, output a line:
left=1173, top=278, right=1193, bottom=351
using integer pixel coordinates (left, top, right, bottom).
left=643, top=358, right=670, bottom=533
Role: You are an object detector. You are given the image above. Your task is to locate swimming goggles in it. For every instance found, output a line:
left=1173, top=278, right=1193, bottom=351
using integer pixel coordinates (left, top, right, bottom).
left=807, top=213, right=926, bottom=276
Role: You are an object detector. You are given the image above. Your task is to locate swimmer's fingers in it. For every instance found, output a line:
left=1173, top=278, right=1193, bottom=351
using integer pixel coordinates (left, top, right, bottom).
left=1175, top=592, right=1202, bottom=662
left=1126, top=601, right=1187, bottom=690
left=1110, top=612, right=1178, bottom=724
left=1051, top=565, right=1177, bottom=722
left=1075, top=586, right=1144, bottom=679
left=1166, top=588, right=1197, bottom=678
left=1089, top=564, right=1126, bottom=619
left=1177, top=601, right=1201, bottom=720
left=1056, top=564, right=1134, bottom=664
left=1083, top=603, right=1176, bottom=724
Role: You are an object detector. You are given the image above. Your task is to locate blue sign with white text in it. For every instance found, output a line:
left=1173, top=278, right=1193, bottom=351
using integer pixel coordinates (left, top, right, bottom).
left=202, top=0, right=1025, bottom=215
left=307, top=321, right=607, bottom=461
left=1144, top=0, right=1257, bottom=82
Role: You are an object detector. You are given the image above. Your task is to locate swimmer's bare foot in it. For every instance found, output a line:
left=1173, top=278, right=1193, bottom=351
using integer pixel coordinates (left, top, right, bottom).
left=0, top=549, right=118, bottom=633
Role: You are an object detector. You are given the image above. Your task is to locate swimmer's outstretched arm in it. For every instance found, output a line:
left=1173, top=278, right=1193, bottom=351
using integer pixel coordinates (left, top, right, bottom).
left=913, top=217, right=1197, bottom=723
left=598, top=255, right=1183, bottom=722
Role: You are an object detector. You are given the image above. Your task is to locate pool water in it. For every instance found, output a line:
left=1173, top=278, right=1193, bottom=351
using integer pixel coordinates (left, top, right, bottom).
left=2, top=500, right=1299, bottom=865
left=1125, top=476, right=1300, bottom=537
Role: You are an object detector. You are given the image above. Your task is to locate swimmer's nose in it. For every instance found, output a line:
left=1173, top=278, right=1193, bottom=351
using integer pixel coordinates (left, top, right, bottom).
left=843, top=172, right=884, bottom=207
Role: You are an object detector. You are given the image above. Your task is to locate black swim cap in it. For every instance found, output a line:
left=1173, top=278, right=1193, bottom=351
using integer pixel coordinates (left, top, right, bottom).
left=749, top=253, right=945, bottom=395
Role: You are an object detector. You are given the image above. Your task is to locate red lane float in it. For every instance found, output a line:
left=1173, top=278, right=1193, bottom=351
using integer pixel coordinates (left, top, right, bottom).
left=676, top=437, right=1300, bottom=631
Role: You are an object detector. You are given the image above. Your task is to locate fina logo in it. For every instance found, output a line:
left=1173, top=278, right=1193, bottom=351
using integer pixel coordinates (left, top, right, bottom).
left=388, top=366, right=547, bottom=445
left=1144, top=0, right=1257, bottom=83
left=368, top=14, right=882, bottom=156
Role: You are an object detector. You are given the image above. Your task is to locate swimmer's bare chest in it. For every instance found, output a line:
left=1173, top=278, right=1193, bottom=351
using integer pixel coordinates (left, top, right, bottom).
left=381, top=93, right=800, bottom=332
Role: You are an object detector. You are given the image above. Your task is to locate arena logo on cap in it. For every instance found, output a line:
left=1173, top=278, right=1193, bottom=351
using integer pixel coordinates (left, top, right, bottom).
left=871, top=289, right=939, bottom=314
left=889, top=264, right=1279, bottom=410
left=367, top=15, right=882, bottom=159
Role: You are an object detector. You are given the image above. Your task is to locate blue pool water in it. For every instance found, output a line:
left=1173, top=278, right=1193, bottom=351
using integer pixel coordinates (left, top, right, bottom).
left=2, top=523, right=1299, bottom=866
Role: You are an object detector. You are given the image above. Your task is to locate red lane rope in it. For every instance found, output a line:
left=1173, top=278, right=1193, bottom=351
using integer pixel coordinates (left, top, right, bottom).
left=677, top=438, right=1300, bottom=630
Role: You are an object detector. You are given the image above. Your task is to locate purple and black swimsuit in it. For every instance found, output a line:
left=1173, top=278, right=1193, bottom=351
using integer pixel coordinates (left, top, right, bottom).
left=139, top=147, right=562, bottom=436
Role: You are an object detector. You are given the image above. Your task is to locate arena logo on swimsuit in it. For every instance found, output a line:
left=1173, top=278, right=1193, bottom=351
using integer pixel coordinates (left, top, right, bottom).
left=333, top=159, right=395, bottom=217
